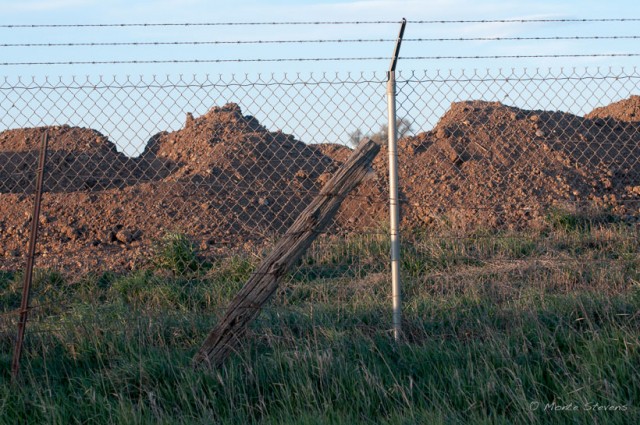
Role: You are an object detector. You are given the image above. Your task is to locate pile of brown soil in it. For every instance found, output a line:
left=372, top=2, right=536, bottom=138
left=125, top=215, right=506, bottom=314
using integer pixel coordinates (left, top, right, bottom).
left=399, top=100, right=639, bottom=230
left=140, top=103, right=385, bottom=231
left=0, top=104, right=385, bottom=273
left=0, top=125, right=176, bottom=193
left=586, top=95, right=640, bottom=123
left=0, top=98, right=638, bottom=273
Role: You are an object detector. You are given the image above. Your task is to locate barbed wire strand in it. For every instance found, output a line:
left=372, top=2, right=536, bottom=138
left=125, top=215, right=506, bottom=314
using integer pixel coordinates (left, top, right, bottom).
left=2, top=53, right=639, bottom=66
left=1, top=21, right=400, bottom=28
left=409, top=18, right=640, bottom=24
left=1, top=18, right=639, bottom=29
left=2, top=35, right=640, bottom=48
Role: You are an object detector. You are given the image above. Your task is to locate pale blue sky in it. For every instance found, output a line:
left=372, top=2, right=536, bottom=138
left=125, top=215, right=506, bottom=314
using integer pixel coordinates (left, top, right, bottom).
left=0, top=1, right=638, bottom=154
left=0, top=0, right=638, bottom=77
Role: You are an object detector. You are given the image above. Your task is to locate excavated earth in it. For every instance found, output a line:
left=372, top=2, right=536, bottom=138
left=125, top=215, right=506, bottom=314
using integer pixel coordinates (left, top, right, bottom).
left=399, top=99, right=640, bottom=230
left=0, top=98, right=638, bottom=273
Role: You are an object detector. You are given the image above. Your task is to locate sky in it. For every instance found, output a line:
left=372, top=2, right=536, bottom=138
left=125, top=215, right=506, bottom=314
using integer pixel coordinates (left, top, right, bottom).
left=0, top=0, right=639, bottom=77
left=0, top=0, right=638, bottom=154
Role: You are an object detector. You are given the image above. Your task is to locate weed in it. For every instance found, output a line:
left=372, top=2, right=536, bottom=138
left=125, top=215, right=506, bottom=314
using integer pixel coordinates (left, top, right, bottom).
left=152, top=232, right=200, bottom=275
left=546, top=206, right=618, bottom=232
left=208, top=255, right=256, bottom=284
left=0, top=270, right=14, bottom=288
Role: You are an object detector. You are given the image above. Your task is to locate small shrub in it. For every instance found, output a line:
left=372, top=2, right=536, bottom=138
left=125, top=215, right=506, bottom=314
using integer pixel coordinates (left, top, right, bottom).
left=153, top=232, right=200, bottom=275
left=110, top=269, right=152, bottom=300
left=0, top=270, right=14, bottom=287
left=546, top=204, right=620, bottom=233
left=0, top=270, right=20, bottom=310
left=192, top=256, right=258, bottom=303
left=546, top=207, right=586, bottom=231
left=545, top=207, right=617, bottom=232
left=208, top=255, right=255, bottom=284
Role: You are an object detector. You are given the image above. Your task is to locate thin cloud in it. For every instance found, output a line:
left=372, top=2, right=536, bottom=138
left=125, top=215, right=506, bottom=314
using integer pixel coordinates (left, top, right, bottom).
left=0, top=0, right=96, bottom=13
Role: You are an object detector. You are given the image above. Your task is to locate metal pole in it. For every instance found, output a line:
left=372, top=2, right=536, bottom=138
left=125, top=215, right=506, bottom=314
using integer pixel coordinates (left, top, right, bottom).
left=11, top=130, right=48, bottom=383
left=387, top=18, right=406, bottom=341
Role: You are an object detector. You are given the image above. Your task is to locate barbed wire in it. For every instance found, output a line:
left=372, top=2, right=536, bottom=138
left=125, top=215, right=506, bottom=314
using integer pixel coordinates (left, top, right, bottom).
left=424, top=35, right=640, bottom=42
left=409, top=18, right=640, bottom=24
left=3, top=39, right=392, bottom=48
left=2, top=53, right=639, bottom=66
left=0, top=58, right=381, bottom=66
left=2, top=35, right=639, bottom=48
left=0, top=21, right=402, bottom=29
left=1, top=53, right=638, bottom=67
left=1, top=18, right=639, bottom=29
left=404, top=53, right=640, bottom=60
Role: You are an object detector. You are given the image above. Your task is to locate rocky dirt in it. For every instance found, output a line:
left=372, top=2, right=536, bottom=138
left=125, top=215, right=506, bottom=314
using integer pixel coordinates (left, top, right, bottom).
left=399, top=99, right=640, bottom=230
left=586, top=95, right=640, bottom=123
left=0, top=104, right=386, bottom=273
left=0, top=97, right=638, bottom=273
left=0, top=125, right=176, bottom=193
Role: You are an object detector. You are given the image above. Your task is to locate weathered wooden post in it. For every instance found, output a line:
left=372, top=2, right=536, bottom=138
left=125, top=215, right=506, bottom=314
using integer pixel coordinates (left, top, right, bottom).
left=193, top=138, right=381, bottom=369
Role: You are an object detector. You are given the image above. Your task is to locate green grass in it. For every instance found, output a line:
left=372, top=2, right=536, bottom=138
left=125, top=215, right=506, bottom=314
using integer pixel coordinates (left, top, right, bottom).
left=1, top=223, right=639, bottom=424
left=152, top=232, right=202, bottom=275
left=545, top=206, right=619, bottom=233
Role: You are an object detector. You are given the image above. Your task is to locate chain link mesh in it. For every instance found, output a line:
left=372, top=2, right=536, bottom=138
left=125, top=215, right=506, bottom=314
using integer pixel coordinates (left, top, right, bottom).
left=396, top=68, right=639, bottom=230
left=1, top=67, right=639, bottom=336
left=0, top=73, right=389, bottom=278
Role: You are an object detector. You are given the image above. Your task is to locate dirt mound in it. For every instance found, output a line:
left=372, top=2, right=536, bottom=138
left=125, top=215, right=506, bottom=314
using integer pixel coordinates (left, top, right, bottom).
left=143, top=103, right=324, bottom=181
left=586, top=95, right=640, bottom=123
left=0, top=126, right=176, bottom=193
left=0, top=105, right=387, bottom=273
left=312, top=143, right=353, bottom=163
left=142, top=104, right=267, bottom=175
left=0, top=125, right=115, bottom=153
left=399, top=100, right=639, bottom=230
left=140, top=103, right=385, bottom=229
left=1, top=98, right=638, bottom=273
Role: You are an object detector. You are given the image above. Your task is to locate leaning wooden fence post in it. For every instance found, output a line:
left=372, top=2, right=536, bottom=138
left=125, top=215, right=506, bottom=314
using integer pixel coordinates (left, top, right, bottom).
left=193, top=138, right=381, bottom=369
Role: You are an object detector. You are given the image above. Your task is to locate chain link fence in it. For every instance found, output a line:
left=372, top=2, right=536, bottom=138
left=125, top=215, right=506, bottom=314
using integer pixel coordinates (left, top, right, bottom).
left=394, top=68, right=639, bottom=281
left=0, top=73, right=390, bottom=276
left=396, top=67, right=640, bottom=226
left=1, top=67, right=639, bottom=369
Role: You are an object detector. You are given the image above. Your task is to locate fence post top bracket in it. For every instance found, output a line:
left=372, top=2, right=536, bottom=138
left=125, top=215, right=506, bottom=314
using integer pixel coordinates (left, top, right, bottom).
left=388, top=18, right=407, bottom=75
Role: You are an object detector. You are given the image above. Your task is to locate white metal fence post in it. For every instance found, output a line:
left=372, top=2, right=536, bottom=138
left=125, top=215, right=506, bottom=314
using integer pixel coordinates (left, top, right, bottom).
left=387, top=18, right=406, bottom=341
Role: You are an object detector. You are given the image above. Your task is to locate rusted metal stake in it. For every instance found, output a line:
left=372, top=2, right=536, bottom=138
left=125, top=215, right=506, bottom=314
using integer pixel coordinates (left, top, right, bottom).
left=11, top=130, right=49, bottom=383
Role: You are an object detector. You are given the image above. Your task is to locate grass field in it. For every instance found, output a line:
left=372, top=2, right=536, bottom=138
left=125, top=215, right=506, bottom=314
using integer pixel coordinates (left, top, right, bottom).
left=1, top=216, right=639, bottom=424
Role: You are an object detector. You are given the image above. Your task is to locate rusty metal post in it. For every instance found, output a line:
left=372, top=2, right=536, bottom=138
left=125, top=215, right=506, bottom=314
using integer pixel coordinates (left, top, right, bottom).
left=387, top=18, right=406, bottom=341
left=11, top=130, right=49, bottom=383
